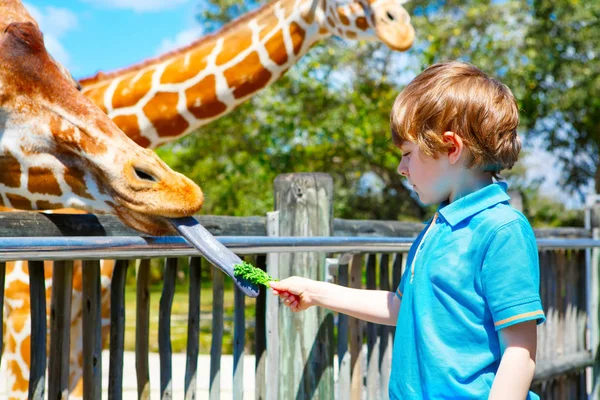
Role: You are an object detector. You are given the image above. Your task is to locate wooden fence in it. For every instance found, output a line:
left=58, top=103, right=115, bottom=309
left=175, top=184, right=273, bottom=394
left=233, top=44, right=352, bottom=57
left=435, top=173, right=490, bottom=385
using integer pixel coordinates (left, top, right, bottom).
left=0, top=210, right=595, bottom=399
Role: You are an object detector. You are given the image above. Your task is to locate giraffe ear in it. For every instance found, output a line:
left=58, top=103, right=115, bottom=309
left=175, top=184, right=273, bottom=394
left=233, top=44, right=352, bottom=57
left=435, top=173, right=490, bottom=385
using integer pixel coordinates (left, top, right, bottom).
left=1, top=22, right=45, bottom=55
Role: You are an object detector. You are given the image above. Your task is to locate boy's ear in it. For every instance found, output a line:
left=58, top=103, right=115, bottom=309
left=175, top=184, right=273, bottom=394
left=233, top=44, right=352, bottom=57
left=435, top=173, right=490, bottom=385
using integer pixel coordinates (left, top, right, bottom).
left=442, top=131, right=465, bottom=165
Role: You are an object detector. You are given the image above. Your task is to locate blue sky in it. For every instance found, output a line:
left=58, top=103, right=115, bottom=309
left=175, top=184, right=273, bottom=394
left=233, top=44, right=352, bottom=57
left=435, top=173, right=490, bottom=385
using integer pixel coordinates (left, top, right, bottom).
left=25, top=0, right=204, bottom=79
left=22, top=0, right=588, bottom=208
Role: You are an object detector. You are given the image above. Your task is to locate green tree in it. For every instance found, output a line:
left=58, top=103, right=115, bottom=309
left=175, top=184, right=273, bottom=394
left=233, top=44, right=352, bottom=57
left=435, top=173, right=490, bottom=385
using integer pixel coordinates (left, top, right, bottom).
left=407, top=0, right=600, bottom=198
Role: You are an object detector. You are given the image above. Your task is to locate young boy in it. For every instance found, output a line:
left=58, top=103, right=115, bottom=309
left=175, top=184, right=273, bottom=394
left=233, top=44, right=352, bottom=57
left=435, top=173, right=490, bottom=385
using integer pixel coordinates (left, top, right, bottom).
left=270, top=61, right=546, bottom=399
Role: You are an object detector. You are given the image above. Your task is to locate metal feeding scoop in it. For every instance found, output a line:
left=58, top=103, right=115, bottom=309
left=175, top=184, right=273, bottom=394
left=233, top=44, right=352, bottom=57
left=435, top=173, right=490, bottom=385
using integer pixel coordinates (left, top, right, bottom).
left=170, top=216, right=259, bottom=298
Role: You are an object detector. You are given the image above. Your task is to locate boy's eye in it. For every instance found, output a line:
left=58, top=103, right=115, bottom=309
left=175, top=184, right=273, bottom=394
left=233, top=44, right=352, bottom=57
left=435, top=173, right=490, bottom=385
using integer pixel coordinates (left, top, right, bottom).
left=403, top=152, right=411, bottom=157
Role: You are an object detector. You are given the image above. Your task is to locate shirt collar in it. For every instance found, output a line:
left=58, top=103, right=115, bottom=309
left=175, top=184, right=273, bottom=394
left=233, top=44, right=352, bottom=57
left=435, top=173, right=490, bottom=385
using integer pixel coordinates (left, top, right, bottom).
left=434, top=182, right=511, bottom=227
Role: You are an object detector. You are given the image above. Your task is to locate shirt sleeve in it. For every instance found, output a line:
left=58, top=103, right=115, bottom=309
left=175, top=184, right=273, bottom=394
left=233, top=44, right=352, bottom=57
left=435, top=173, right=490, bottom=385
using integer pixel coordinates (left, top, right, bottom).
left=481, top=218, right=546, bottom=331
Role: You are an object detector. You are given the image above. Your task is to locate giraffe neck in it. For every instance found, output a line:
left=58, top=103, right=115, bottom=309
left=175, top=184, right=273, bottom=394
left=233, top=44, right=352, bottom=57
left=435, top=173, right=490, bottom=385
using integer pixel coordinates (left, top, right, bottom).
left=80, top=0, right=345, bottom=149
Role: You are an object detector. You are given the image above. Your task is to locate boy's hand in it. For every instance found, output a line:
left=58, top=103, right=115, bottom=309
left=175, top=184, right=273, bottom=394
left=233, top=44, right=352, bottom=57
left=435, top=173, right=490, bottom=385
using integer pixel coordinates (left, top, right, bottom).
left=270, top=277, right=320, bottom=312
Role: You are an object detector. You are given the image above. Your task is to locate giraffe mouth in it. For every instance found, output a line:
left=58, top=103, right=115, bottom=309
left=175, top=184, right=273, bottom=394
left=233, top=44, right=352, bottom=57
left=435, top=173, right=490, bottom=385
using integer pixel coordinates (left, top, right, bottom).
left=112, top=204, right=178, bottom=236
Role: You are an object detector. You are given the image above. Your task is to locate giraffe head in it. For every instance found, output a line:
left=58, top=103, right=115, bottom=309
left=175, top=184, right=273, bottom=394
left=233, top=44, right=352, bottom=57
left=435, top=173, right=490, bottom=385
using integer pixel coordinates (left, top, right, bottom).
left=0, top=14, right=204, bottom=235
left=308, top=0, right=415, bottom=51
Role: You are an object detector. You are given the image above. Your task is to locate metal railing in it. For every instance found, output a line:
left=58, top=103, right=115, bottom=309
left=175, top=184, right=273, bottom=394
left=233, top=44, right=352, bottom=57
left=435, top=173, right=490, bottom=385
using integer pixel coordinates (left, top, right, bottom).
left=0, top=235, right=597, bottom=399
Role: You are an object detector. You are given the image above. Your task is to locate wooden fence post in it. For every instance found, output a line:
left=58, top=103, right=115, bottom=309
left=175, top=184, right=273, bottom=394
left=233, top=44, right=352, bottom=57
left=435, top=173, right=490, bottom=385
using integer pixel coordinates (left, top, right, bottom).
left=273, top=172, right=335, bottom=399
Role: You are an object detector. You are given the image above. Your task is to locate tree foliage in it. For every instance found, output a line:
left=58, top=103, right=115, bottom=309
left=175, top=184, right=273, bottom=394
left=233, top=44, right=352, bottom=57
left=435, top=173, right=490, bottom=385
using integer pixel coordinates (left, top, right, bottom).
left=407, top=0, right=600, bottom=197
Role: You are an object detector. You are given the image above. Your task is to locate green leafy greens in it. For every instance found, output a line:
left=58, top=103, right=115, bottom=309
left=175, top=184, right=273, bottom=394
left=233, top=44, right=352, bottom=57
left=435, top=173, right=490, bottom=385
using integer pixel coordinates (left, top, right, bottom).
left=233, top=261, right=276, bottom=287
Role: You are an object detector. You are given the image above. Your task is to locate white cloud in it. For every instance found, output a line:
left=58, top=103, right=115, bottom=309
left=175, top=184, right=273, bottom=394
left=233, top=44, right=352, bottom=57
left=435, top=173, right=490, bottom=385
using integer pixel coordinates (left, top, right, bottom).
left=80, top=0, right=191, bottom=12
left=23, top=3, right=78, bottom=70
left=155, top=26, right=204, bottom=55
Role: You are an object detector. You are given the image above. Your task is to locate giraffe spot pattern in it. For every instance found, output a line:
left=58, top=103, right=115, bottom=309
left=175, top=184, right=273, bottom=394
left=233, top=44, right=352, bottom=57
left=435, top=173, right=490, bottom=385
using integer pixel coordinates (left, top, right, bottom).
left=265, top=29, right=289, bottom=66
left=217, top=28, right=254, bottom=66
left=81, top=83, right=109, bottom=114
left=51, top=117, right=108, bottom=157
left=0, top=149, right=22, bottom=188
left=143, top=91, right=190, bottom=137
left=185, top=74, right=228, bottom=119
left=339, top=12, right=350, bottom=26
left=161, top=47, right=210, bottom=85
left=356, top=16, right=369, bottom=31
left=36, top=200, right=63, bottom=210
left=112, top=68, right=154, bottom=110
left=7, top=193, right=31, bottom=210
left=289, top=22, right=306, bottom=56
left=224, top=51, right=273, bottom=99
left=112, top=114, right=151, bottom=148
left=64, top=166, right=95, bottom=200
left=28, top=166, right=62, bottom=196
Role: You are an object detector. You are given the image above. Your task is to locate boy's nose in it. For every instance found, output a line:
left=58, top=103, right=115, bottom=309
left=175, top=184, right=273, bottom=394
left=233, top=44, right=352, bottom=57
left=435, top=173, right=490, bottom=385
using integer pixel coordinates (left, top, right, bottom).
left=397, top=162, right=409, bottom=177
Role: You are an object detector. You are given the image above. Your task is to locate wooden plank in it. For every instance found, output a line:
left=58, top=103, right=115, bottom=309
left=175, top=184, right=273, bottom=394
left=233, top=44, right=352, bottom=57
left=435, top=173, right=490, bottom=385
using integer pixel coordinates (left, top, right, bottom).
left=254, top=255, right=267, bottom=400
left=349, top=254, right=364, bottom=400
left=0, top=213, right=265, bottom=237
left=378, top=254, right=392, bottom=400
left=210, top=265, right=225, bottom=400
left=48, top=260, right=74, bottom=399
left=265, top=211, right=279, bottom=400
left=333, top=219, right=422, bottom=238
left=136, top=259, right=151, bottom=400
left=337, top=258, right=351, bottom=400
left=28, top=260, right=46, bottom=400
left=82, top=259, right=102, bottom=400
left=185, top=257, right=201, bottom=400
left=2, top=211, right=589, bottom=239
left=533, top=351, right=594, bottom=382
left=274, top=173, right=335, bottom=399
left=233, top=281, right=246, bottom=399
left=365, top=254, right=380, bottom=399
left=108, top=259, right=128, bottom=400
left=159, top=258, right=178, bottom=400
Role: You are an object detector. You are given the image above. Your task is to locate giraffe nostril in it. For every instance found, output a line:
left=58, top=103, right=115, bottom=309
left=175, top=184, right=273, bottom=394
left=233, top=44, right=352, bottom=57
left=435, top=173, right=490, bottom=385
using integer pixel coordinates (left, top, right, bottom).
left=386, top=11, right=395, bottom=21
left=133, top=168, right=158, bottom=183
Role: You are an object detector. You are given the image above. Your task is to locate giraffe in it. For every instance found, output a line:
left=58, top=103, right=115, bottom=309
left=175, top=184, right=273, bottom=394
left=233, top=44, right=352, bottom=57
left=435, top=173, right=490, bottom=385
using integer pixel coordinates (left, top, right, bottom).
left=79, top=0, right=415, bottom=149
left=0, top=1, right=205, bottom=398
left=3, top=0, right=416, bottom=396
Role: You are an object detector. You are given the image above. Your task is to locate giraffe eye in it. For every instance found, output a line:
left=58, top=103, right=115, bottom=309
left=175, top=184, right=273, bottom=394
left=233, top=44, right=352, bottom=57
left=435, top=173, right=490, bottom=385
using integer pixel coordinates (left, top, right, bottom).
left=134, top=168, right=157, bottom=182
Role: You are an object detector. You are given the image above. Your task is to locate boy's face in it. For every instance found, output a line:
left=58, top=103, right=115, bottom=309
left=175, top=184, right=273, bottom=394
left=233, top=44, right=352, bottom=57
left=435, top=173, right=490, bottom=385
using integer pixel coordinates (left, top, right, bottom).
left=397, top=141, right=453, bottom=205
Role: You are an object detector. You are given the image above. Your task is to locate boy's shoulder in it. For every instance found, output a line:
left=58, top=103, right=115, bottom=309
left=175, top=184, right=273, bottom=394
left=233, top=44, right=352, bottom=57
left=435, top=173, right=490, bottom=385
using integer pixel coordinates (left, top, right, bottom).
left=476, top=201, right=534, bottom=236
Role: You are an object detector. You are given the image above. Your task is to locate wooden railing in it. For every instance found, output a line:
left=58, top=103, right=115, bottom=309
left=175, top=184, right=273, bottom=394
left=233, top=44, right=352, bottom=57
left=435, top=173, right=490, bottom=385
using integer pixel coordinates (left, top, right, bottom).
left=0, top=212, right=595, bottom=399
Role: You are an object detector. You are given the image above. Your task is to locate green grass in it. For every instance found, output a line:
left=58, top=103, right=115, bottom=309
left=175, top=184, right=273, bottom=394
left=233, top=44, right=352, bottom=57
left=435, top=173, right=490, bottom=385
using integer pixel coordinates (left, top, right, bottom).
left=122, top=284, right=258, bottom=354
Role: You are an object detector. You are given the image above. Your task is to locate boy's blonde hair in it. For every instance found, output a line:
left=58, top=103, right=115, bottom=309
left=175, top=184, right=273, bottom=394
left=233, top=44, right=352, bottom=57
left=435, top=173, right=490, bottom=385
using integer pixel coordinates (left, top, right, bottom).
left=390, top=61, right=521, bottom=172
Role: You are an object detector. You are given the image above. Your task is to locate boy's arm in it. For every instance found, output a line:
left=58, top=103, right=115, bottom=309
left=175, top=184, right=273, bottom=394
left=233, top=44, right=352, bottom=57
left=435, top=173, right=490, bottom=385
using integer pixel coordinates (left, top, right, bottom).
left=270, top=277, right=401, bottom=326
left=489, top=320, right=537, bottom=400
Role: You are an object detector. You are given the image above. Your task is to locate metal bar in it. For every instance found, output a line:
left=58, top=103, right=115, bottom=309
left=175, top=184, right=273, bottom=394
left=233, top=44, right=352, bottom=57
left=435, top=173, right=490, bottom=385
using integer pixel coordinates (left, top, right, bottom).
left=159, top=258, right=177, bottom=400
left=108, top=259, right=128, bottom=400
left=28, top=260, right=46, bottom=400
left=82, top=260, right=102, bottom=400
left=233, top=284, right=245, bottom=399
left=210, top=268, right=224, bottom=400
left=48, top=260, right=74, bottom=400
left=136, top=259, right=151, bottom=400
left=0, top=237, right=596, bottom=261
left=185, top=257, right=202, bottom=400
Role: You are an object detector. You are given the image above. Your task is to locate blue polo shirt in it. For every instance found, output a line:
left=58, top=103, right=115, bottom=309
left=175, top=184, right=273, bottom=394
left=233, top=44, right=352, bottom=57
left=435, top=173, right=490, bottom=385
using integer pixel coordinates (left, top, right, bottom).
left=389, top=182, right=545, bottom=399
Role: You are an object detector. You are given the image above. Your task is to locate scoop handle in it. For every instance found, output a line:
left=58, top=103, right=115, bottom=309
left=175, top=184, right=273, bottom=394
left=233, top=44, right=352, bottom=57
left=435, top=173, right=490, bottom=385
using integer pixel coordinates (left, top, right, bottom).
left=169, top=216, right=259, bottom=298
